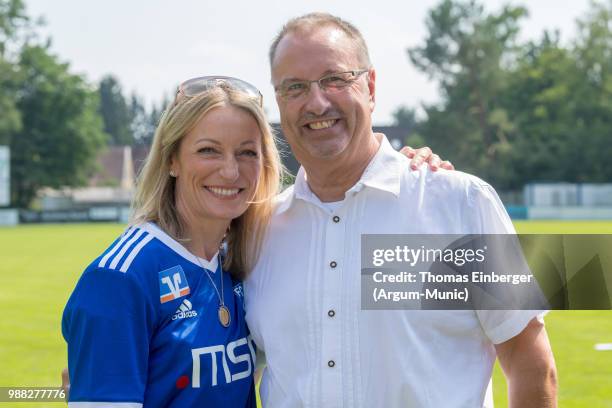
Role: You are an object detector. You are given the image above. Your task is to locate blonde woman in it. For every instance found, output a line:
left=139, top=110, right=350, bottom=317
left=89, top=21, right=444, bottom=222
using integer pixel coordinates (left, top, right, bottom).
left=62, top=77, right=280, bottom=408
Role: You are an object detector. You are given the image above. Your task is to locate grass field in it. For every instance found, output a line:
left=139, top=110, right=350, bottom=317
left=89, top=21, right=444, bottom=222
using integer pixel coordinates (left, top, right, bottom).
left=494, top=221, right=612, bottom=407
left=0, top=221, right=610, bottom=407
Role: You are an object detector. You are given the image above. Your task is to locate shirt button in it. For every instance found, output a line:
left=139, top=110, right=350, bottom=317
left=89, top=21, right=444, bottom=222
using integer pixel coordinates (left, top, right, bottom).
left=328, top=360, right=335, bottom=368
left=330, top=261, right=337, bottom=268
left=328, top=310, right=335, bottom=317
left=333, top=215, right=340, bottom=223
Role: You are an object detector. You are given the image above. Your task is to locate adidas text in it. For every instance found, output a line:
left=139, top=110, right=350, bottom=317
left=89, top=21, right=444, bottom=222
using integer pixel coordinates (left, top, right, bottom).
left=173, top=310, right=198, bottom=320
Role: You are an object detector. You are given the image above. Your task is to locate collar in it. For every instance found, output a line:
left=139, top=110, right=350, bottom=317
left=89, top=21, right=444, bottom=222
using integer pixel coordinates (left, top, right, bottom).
left=141, top=222, right=219, bottom=272
left=356, top=135, right=402, bottom=196
left=275, top=135, right=403, bottom=214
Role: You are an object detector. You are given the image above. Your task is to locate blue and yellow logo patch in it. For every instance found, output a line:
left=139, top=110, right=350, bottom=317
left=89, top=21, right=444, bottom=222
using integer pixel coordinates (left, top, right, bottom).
left=159, top=265, right=190, bottom=303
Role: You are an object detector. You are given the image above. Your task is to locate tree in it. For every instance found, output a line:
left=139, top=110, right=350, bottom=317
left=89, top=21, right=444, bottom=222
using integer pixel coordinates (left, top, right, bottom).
left=408, top=0, right=527, bottom=188
left=392, top=105, right=426, bottom=148
left=10, top=45, right=106, bottom=207
left=98, top=75, right=133, bottom=145
left=0, top=57, right=20, bottom=145
left=129, top=93, right=147, bottom=143
left=0, top=0, right=27, bottom=145
left=0, top=0, right=27, bottom=56
left=571, top=0, right=612, bottom=182
left=496, top=1, right=612, bottom=187
left=98, top=77, right=169, bottom=147
left=129, top=93, right=167, bottom=146
left=502, top=33, right=582, bottom=187
left=392, top=105, right=418, bottom=129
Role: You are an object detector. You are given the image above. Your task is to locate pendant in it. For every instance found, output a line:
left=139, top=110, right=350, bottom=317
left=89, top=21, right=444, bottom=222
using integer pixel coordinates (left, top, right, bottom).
left=218, top=305, right=231, bottom=327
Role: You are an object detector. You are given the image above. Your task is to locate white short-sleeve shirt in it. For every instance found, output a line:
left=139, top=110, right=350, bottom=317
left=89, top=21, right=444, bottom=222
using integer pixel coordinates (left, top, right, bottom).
left=245, top=136, right=540, bottom=408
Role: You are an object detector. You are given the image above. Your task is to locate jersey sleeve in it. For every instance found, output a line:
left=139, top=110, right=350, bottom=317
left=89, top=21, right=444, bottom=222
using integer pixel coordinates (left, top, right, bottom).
left=467, top=182, right=516, bottom=234
left=467, top=182, right=546, bottom=344
left=62, top=266, right=156, bottom=406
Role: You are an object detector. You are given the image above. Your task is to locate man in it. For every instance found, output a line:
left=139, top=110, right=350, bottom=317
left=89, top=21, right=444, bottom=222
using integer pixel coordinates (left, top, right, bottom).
left=243, top=13, right=557, bottom=408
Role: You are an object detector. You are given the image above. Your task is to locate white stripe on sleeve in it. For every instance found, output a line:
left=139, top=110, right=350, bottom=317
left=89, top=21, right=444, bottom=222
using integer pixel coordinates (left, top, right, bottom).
left=108, top=229, right=146, bottom=270
left=119, top=234, right=155, bottom=273
left=98, top=226, right=135, bottom=268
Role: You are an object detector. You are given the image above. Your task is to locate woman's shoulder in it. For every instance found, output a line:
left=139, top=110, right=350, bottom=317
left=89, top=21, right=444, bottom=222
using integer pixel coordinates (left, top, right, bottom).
left=85, top=222, right=203, bottom=283
left=71, top=223, right=178, bottom=309
left=90, top=223, right=161, bottom=275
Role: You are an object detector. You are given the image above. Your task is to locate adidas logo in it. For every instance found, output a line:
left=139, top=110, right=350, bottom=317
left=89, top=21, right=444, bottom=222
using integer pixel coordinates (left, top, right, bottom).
left=172, top=299, right=198, bottom=320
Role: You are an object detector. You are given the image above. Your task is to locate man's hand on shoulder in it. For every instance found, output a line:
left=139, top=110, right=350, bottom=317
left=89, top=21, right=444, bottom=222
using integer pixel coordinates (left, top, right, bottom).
left=400, top=145, right=454, bottom=172
left=61, top=367, right=70, bottom=400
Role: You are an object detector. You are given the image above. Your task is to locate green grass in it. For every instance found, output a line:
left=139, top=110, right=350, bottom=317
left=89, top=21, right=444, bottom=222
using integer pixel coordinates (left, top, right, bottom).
left=0, top=224, right=124, bottom=407
left=514, top=220, right=612, bottom=234
left=0, top=221, right=610, bottom=407
left=492, top=310, right=612, bottom=408
left=491, top=221, right=612, bottom=408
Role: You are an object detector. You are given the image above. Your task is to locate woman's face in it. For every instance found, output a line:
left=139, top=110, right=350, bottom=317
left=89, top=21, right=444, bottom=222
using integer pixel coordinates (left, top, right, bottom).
left=171, top=104, right=263, bottom=224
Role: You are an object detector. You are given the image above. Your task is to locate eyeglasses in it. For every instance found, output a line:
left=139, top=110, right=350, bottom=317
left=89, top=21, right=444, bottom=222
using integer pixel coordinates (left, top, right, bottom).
left=274, top=70, right=369, bottom=100
left=177, top=76, right=263, bottom=106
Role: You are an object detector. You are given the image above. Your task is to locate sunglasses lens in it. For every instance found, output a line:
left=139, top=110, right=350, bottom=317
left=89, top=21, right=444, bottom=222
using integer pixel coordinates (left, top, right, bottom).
left=180, top=76, right=262, bottom=105
left=181, top=77, right=218, bottom=97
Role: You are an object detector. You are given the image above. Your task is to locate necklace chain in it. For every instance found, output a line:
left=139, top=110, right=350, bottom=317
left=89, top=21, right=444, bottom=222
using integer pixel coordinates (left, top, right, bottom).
left=195, top=254, right=224, bottom=307
left=193, top=250, right=230, bottom=327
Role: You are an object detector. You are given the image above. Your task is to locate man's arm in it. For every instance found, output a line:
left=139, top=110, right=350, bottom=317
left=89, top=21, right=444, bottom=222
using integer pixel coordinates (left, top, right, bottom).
left=494, top=317, right=558, bottom=408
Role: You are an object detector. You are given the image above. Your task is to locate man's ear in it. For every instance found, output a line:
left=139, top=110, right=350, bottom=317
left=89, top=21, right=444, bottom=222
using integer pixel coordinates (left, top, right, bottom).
left=367, top=68, right=376, bottom=112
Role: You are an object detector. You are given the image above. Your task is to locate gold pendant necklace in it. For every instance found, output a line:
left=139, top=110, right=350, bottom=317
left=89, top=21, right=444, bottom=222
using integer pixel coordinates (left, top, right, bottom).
left=218, top=305, right=231, bottom=327
left=196, top=254, right=231, bottom=328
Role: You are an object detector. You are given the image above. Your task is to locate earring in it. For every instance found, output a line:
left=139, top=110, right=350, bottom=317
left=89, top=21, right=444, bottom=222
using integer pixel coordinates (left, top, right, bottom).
left=169, top=170, right=176, bottom=177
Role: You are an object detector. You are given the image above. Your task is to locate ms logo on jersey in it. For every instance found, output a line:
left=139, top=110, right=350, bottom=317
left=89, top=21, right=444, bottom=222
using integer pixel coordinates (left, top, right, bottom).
left=159, top=265, right=190, bottom=303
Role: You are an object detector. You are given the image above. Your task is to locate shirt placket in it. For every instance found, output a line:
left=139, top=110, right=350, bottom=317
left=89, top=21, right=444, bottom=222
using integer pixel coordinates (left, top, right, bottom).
left=319, top=209, right=345, bottom=406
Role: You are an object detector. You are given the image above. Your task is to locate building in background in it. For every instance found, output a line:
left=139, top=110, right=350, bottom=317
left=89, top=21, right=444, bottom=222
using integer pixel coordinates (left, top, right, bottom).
left=525, top=183, right=612, bottom=220
left=0, top=146, right=18, bottom=225
left=30, top=146, right=148, bottom=223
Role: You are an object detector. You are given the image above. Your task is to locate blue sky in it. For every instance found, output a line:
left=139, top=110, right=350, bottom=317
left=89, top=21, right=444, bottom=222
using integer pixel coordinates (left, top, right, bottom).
left=26, top=0, right=592, bottom=124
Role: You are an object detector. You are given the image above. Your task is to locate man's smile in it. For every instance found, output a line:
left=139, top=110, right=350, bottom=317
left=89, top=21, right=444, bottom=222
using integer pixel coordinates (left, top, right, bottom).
left=305, top=119, right=338, bottom=130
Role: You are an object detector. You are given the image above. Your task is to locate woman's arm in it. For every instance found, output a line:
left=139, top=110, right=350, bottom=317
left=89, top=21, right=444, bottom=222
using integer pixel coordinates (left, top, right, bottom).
left=400, top=145, right=454, bottom=171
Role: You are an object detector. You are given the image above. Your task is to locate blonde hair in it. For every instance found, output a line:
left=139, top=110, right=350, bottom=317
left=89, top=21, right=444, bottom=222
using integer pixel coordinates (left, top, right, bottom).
left=131, top=86, right=282, bottom=279
left=269, top=12, right=372, bottom=68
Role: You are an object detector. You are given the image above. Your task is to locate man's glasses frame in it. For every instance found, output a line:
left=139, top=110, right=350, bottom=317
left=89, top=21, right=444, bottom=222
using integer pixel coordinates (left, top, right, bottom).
left=275, top=69, right=369, bottom=100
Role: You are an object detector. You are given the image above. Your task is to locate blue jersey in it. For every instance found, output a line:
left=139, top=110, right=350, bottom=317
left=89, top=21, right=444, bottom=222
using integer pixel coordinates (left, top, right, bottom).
left=62, top=222, right=256, bottom=408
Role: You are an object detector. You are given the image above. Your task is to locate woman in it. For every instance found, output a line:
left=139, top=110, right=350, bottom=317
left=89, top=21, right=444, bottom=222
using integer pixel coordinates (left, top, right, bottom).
left=62, top=76, right=281, bottom=407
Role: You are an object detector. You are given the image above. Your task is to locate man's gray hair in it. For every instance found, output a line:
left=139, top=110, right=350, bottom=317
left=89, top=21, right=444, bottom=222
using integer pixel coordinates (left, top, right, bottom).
left=269, top=12, right=372, bottom=68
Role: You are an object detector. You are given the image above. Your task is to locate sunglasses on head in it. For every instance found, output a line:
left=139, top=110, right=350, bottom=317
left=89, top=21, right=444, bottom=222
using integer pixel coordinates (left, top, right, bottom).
left=176, top=76, right=263, bottom=106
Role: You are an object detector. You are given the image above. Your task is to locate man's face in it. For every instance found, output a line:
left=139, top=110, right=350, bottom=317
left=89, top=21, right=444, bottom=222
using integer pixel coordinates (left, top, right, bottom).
left=271, top=26, right=376, bottom=166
